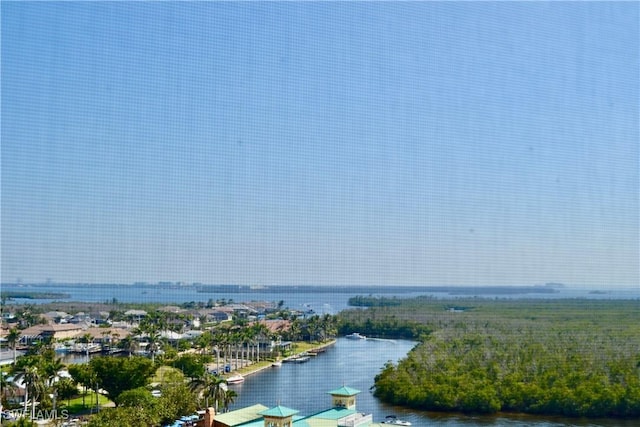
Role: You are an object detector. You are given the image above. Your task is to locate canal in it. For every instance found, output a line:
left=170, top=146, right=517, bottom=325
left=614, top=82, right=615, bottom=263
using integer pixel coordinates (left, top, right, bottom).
left=227, top=338, right=636, bottom=427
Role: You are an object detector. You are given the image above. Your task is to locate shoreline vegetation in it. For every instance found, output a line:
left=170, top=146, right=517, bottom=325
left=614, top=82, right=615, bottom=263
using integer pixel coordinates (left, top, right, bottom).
left=1, top=291, right=70, bottom=300
left=1, top=282, right=569, bottom=296
left=338, top=297, right=640, bottom=418
left=3, top=296, right=639, bottom=423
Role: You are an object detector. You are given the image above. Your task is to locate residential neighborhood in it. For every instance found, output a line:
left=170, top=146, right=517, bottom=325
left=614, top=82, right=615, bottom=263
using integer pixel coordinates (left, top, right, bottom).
left=0, top=300, right=339, bottom=426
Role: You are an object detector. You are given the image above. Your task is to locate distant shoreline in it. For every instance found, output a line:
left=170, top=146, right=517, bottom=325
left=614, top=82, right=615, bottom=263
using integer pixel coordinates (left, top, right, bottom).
left=1, top=291, right=70, bottom=300
left=2, top=283, right=570, bottom=295
left=2, top=283, right=637, bottom=307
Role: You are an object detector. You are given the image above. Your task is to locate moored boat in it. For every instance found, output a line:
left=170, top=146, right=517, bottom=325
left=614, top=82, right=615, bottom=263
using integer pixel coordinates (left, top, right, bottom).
left=286, top=355, right=310, bottom=363
left=226, top=374, right=245, bottom=384
left=345, top=332, right=366, bottom=340
left=381, top=415, right=411, bottom=426
left=71, top=343, right=101, bottom=354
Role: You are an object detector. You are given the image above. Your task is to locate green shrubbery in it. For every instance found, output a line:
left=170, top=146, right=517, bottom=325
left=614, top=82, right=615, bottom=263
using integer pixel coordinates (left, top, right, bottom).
left=347, top=298, right=640, bottom=418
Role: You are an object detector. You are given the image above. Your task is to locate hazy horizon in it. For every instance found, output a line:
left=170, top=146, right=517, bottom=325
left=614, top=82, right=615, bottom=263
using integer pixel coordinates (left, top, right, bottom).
left=2, top=2, right=638, bottom=287
left=2, top=281, right=637, bottom=292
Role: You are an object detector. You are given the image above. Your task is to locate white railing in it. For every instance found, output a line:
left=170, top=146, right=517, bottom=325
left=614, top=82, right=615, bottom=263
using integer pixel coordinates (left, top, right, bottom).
left=339, top=413, right=373, bottom=427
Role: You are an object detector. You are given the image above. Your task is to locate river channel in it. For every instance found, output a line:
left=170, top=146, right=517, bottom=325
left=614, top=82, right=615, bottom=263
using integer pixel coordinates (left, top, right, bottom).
left=226, top=338, right=635, bottom=427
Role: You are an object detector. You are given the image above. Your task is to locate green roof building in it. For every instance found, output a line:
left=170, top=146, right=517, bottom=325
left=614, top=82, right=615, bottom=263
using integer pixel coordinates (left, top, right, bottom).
left=327, top=386, right=361, bottom=410
left=200, top=385, right=373, bottom=427
left=258, top=405, right=299, bottom=427
left=212, top=404, right=269, bottom=427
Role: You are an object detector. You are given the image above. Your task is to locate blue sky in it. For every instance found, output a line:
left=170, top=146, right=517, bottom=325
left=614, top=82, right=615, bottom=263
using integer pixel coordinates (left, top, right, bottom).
left=2, top=2, right=638, bottom=287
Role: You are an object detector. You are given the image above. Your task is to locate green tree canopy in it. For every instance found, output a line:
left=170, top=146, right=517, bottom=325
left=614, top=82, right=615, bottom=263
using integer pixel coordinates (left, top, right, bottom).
left=115, top=387, right=157, bottom=409
left=86, top=406, right=158, bottom=427
left=170, top=354, right=206, bottom=380
left=89, top=356, right=154, bottom=404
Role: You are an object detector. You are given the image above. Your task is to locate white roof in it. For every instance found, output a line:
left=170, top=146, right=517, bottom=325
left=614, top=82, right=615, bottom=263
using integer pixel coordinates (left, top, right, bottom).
left=160, top=331, right=184, bottom=340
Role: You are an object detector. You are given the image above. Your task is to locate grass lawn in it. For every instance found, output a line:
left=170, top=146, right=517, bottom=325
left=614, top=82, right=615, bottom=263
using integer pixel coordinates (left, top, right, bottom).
left=60, top=392, right=113, bottom=414
left=151, top=365, right=184, bottom=384
left=289, top=339, right=336, bottom=354
left=235, top=360, right=272, bottom=375
left=224, top=340, right=337, bottom=377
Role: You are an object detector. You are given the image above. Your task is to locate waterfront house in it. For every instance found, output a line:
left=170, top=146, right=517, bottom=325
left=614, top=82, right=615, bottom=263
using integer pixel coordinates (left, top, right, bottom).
left=196, top=309, right=233, bottom=324
left=83, top=327, right=130, bottom=345
left=19, top=324, right=84, bottom=344
left=41, top=311, right=72, bottom=324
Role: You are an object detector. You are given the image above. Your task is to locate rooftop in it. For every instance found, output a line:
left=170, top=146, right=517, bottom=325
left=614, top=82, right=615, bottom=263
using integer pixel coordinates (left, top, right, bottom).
left=308, top=407, right=357, bottom=421
left=213, top=404, right=268, bottom=426
left=213, top=386, right=369, bottom=427
left=258, top=405, right=300, bottom=418
left=327, top=386, right=360, bottom=397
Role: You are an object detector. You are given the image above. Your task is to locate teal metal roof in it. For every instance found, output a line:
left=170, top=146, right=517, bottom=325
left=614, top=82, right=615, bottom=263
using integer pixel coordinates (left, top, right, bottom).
left=213, top=404, right=269, bottom=426
left=237, top=415, right=305, bottom=427
left=308, top=407, right=356, bottom=421
left=259, top=405, right=300, bottom=418
left=326, top=386, right=360, bottom=396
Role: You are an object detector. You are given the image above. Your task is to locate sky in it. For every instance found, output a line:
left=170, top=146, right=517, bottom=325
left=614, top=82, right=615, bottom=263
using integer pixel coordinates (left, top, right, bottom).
left=2, top=2, right=638, bottom=288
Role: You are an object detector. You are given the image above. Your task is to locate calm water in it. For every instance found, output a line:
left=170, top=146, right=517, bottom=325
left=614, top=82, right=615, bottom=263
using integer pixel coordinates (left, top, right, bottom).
left=3, top=284, right=638, bottom=314
left=227, top=338, right=637, bottom=427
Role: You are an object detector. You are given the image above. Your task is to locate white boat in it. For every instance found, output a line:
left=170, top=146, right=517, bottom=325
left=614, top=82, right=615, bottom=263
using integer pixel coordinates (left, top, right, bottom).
left=345, top=332, right=366, bottom=340
left=226, top=374, right=245, bottom=384
left=381, top=415, right=411, bottom=426
left=288, top=355, right=310, bottom=363
left=54, top=343, right=70, bottom=353
left=271, top=360, right=282, bottom=367
left=71, top=343, right=101, bottom=354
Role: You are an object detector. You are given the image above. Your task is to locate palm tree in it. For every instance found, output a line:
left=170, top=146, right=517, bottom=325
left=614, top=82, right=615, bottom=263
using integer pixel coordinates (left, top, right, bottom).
left=211, top=331, right=227, bottom=372
left=6, top=328, right=21, bottom=365
left=145, top=328, right=162, bottom=364
left=43, top=357, right=65, bottom=387
left=144, top=311, right=168, bottom=335
left=119, top=335, right=137, bottom=357
left=190, top=374, right=226, bottom=412
left=321, top=314, right=338, bottom=341
left=289, top=318, right=302, bottom=343
left=0, top=372, right=18, bottom=410
left=15, top=365, right=45, bottom=419
left=221, top=389, right=237, bottom=412
left=79, top=333, right=93, bottom=357
left=68, top=363, right=96, bottom=409
left=134, top=321, right=162, bottom=363
left=229, top=331, right=243, bottom=370
left=251, top=323, right=269, bottom=362
left=306, top=315, right=320, bottom=343
left=238, top=329, right=251, bottom=368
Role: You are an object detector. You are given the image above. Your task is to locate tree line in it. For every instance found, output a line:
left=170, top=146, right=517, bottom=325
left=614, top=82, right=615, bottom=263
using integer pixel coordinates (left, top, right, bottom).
left=341, top=297, right=640, bottom=418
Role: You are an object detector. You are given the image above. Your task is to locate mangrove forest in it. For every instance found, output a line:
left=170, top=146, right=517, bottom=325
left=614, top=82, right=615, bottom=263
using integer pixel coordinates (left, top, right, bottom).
left=340, top=297, right=640, bottom=418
